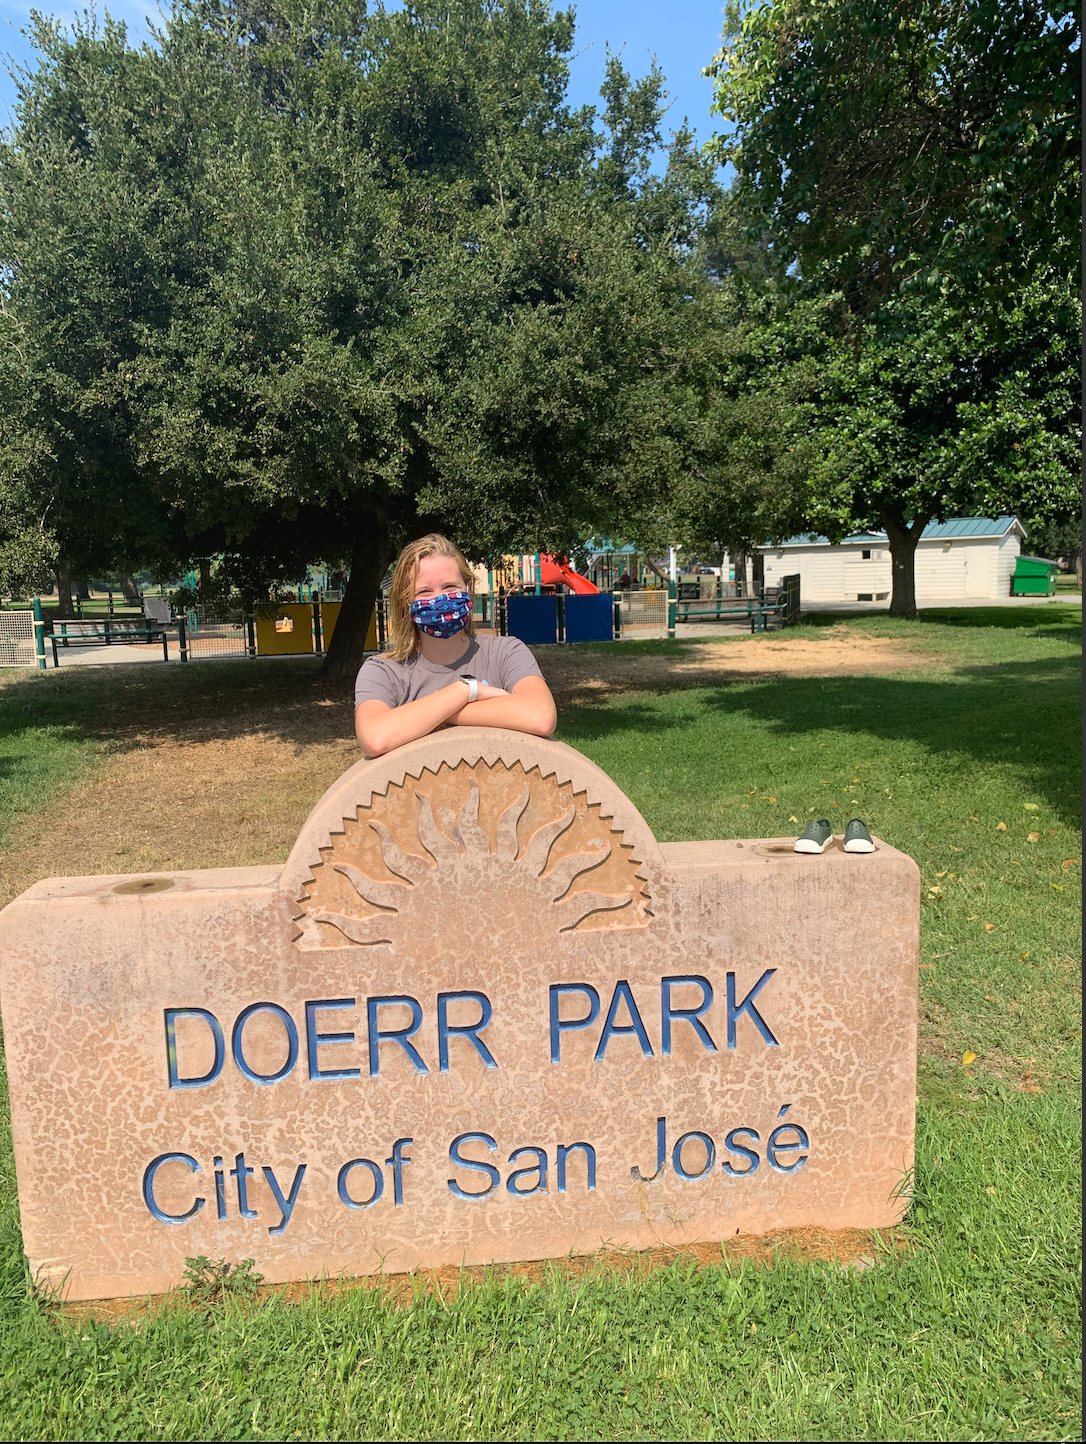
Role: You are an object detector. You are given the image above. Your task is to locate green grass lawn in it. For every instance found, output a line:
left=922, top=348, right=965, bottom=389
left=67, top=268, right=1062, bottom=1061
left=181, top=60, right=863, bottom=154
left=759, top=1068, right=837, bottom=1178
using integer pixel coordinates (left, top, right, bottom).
left=0, top=606, right=1080, bottom=1441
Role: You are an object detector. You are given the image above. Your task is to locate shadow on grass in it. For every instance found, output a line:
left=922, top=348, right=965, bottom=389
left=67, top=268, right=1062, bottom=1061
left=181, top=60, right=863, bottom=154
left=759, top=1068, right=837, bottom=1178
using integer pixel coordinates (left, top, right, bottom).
left=0, top=609, right=1081, bottom=819
left=919, top=605, right=1082, bottom=633
left=796, top=602, right=1081, bottom=635
left=558, top=652, right=1082, bottom=825
left=0, top=656, right=347, bottom=752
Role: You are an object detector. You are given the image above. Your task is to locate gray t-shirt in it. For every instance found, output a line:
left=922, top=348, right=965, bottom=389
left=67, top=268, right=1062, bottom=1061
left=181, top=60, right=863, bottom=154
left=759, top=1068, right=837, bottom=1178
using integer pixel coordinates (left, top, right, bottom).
left=354, top=634, right=544, bottom=710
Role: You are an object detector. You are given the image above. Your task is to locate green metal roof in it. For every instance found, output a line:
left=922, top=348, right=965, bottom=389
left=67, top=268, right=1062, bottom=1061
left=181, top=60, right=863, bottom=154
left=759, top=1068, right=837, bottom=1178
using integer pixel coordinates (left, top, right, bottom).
left=773, top=517, right=1021, bottom=547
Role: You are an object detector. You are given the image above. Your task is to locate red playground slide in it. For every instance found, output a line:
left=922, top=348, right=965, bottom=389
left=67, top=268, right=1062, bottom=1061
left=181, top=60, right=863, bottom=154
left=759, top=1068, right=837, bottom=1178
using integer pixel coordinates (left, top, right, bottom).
left=539, top=554, right=599, bottom=595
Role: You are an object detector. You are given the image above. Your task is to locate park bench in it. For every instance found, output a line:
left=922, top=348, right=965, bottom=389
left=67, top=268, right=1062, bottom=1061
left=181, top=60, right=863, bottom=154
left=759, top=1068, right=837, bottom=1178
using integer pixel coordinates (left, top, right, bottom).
left=49, top=618, right=171, bottom=666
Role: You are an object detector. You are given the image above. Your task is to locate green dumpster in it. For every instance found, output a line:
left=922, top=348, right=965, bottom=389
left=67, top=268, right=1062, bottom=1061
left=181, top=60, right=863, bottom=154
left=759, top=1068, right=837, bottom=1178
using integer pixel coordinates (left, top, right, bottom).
left=1011, top=556, right=1058, bottom=596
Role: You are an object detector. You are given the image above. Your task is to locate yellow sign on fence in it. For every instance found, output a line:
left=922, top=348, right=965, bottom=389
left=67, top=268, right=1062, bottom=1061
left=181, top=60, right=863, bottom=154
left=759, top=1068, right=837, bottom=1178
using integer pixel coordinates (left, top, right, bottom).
left=254, top=602, right=377, bottom=657
left=254, top=604, right=315, bottom=656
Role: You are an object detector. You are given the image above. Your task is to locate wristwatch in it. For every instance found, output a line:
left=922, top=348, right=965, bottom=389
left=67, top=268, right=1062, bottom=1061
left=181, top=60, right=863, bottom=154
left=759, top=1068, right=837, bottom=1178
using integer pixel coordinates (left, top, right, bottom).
left=460, top=674, right=479, bottom=703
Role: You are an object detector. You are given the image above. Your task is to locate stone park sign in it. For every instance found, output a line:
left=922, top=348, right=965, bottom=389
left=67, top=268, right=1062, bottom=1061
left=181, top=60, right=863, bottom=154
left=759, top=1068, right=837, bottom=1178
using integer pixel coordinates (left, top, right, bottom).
left=0, top=730, right=919, bottom=1302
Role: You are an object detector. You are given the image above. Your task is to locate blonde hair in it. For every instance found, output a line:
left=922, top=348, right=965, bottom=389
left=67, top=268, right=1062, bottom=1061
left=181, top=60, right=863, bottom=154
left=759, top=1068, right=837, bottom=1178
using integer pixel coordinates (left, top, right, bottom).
left=386, top=533, right=475, bottom=662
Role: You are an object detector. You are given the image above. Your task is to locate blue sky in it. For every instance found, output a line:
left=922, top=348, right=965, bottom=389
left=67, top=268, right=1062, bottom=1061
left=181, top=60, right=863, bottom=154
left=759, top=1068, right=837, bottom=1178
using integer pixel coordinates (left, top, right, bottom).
left=0, top=0, right=728, bottom=147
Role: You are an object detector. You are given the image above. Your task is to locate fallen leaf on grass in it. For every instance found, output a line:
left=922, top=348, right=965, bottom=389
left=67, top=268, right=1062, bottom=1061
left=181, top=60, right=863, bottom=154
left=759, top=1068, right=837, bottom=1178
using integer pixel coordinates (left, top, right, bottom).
left=1018, top=951, right=1030, bottom=960
left=996, top=822, right=1007, bottom=832
left=1022, top=1084, right=1044, bottom=1095
left=935, top=870, right=947, bottom=877
left=962, top=1050, right=977, bottom=1066
left=1052, top=884, right=1064, bottom=892
left=1023, top=802, right=1040, bottom=810
left=969, top=815, right=980, bottom=823
left=919, top=963, right=934, bottom=970
left=1027, top=831, right=1040, bottom=843
left=967, top=914, right=979, bottom=921
left=1063, top=859, right=1080, bottom=869
left=985, top=1186, right=997, bottom=1195
left=928, top=886, right=943, bottom=897
left=787, top=815, right=799, bottom=823
left=984, top=995, right=996, bottom=1002
left=984, top=923, right=995, bottom=932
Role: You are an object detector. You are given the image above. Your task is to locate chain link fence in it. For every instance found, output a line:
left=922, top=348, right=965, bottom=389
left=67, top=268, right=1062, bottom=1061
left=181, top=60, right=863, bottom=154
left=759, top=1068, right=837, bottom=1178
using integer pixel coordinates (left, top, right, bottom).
left=183, top=607, right=252, bottom=660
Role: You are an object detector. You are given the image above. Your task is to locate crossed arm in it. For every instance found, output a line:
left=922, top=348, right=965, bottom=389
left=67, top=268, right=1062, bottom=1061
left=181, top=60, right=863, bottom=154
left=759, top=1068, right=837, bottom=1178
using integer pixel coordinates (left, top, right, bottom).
left=355, top=675, right=557, bottom=758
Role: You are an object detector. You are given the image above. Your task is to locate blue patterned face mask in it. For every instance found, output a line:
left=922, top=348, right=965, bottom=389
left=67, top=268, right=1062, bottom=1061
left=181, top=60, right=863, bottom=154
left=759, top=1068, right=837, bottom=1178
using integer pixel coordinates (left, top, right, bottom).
left=410, top=589, right=472, bottom=639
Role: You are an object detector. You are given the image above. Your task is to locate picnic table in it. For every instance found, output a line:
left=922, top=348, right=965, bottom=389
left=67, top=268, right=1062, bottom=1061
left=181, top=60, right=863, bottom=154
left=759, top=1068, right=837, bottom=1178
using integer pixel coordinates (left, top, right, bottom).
left=673, top=597, right=788, bottom=633
left=668, top=574, right=800, bottom=637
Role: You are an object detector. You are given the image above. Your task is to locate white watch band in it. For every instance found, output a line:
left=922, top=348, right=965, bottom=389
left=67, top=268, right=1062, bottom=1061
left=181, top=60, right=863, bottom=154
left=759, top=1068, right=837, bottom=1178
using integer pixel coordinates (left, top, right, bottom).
left=462, top=676, right=479, bottom=704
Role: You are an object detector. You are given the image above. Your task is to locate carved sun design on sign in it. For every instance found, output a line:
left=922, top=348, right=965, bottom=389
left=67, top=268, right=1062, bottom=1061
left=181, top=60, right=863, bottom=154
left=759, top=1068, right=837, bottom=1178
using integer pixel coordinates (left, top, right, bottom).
left=293, top=760, right=652, bottom=949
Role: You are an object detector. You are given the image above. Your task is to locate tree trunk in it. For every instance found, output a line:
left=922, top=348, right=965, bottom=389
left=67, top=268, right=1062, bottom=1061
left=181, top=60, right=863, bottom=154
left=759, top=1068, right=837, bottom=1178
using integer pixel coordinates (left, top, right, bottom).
left=55, top=557, right=75, bottom=618
left=119, top=573, right=140, bottom=604
left=321, top=499, right=395, bottom=682
left=198, top=558, right=213, bottom=597
left=733, top=551, right=747, bottom=598
left=881, top=513, right=928, bottom=618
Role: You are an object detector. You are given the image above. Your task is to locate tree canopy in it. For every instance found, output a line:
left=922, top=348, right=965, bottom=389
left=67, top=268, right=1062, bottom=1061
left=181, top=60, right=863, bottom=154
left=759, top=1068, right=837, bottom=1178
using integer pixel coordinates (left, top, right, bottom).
left=708, top=0, right=1080, bottom=309
left=0, top=0, right=715, bottom=666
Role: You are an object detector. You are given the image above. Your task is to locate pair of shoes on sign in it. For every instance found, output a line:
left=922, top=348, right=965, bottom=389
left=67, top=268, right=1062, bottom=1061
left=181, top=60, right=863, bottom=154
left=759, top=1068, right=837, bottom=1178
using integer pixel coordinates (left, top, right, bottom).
left=793, top=817, right=875, bottom=855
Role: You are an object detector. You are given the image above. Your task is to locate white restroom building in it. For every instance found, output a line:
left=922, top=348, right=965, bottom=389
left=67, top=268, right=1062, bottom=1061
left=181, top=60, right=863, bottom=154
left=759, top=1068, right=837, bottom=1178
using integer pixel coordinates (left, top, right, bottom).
left=759, top=517, right=1025, bottom=603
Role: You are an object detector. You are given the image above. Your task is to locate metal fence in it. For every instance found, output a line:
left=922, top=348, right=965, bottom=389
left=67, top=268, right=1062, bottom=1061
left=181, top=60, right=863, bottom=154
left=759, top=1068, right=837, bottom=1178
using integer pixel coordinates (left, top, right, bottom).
left=182, top=607, right=252, bottom=660
left=617, top=589, right=668, bottom=634
left=0, top=610, right=36, bottom=667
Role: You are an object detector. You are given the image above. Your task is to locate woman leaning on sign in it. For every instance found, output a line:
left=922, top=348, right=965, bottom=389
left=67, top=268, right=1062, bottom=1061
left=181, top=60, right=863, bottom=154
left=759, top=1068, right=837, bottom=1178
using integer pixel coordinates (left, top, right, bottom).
left=354, top=535, right=558, bottom=758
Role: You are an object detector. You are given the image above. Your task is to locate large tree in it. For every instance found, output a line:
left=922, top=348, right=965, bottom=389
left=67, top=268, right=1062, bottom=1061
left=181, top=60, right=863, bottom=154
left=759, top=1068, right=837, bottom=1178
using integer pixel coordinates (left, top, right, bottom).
left=707, top=0, right=1080, bottom=612
left=800, top=270, right=1080, bottom=609
left=1, top=1, right=713, bottom=669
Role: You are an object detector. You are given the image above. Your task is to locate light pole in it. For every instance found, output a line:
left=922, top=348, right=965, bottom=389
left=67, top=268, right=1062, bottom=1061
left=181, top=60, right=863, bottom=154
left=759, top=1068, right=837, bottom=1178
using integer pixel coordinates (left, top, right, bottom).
left=667, top=546, right=681, bottom=640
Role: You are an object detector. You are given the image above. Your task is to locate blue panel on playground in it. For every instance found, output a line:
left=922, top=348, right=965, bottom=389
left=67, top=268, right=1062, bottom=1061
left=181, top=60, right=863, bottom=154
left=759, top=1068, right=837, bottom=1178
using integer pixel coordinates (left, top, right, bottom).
left=564, top=593, right=613, bottom=643
left=506, top=595, right=557, bottom=645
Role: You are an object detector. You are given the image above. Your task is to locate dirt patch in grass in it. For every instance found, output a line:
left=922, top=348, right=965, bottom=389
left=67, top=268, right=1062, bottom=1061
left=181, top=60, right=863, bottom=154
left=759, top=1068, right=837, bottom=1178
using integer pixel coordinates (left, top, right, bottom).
left=61, top=1225, right=908, bottom=1324
left=0, top=664, right=357, bottom=906
left=536, top=630, right=947, bottom=707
